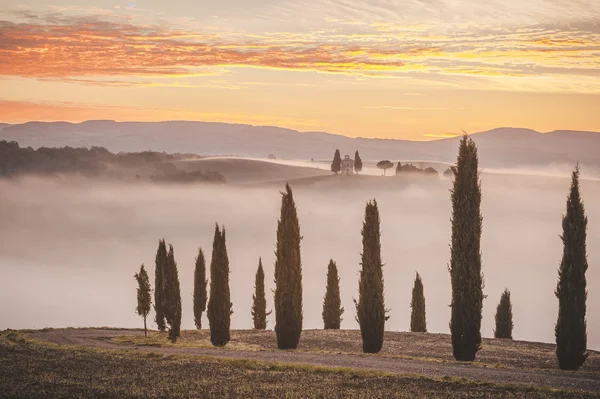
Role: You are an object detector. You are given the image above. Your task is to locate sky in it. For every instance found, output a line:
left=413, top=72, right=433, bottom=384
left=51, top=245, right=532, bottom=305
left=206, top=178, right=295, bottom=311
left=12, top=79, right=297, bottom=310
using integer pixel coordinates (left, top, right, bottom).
left=1, top=0, right=599, bottom=140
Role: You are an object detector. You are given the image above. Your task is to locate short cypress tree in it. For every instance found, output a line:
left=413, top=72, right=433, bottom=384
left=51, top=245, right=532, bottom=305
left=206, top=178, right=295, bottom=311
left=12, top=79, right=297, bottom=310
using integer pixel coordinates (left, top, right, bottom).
left=354, top=151, right=363, bottom=174
left=449, top=135, right=484, bottom=362
left=274, top=184, right=303, bottom=349
left=331, top=149, right=342, bottom=174
left=154, top=239, right=167, bottom=331
left=555, top=165, right=589, bottom=370
left=163, top=244, right=182, bottom=342
left=322, top=259, right=344, bottom=329
left=355, top=199, right=387, bottom=353
left=494, top=289, right=513, bottom=339
left=207, top=224, right=233, bottom=347
left=193, top=248, right=208, bottom=330
left=134, top=264, right=152, bottom=337
left=410, top=272, right=427, bottom=333
left=251, top=258, right=271, bottom=330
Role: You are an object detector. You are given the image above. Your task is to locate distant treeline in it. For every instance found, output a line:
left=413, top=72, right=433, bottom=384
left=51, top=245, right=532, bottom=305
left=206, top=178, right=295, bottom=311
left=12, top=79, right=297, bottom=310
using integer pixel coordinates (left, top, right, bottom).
left=0, top=140, right=225, bottom=183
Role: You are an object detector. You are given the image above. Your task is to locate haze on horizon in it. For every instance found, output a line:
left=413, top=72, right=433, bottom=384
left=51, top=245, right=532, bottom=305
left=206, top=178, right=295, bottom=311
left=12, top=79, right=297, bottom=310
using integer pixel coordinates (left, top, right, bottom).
left=1, top=0, right=600, bottom=139
left=1, top=170, right=599, bottom=349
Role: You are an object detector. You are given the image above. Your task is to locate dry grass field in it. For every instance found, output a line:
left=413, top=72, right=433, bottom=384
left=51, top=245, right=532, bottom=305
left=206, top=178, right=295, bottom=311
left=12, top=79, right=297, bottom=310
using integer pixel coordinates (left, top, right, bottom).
left=2, top=328, right=598, bottom=398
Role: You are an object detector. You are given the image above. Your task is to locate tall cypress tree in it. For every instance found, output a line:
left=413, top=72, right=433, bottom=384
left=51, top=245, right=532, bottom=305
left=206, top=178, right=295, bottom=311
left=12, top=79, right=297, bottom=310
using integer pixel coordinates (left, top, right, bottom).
left=251, top=258, right=271, bottom=330
left=207, top=224, right=233, bottom=347
left=163, top=244, right=182, bottom=342
left=134, top=264, right=152, bottom=337
left=322, top=259, right=344, bottom=329
left=449, top=135, right=484, bottom=362
left=354, top=151, right=363, bottom=174
left=494, top=289, right=513, bottom=339
left=331, top=150, right=342, bottom=174
left=355, top=199, right=387, bottom=353
left=193, top=248, right=208, bottom=330
left=154, top=239, right=167, bottom=331
left=274, top=184, right=303, bottom=349
left=410, top=272, right=427, bottom=333
left=555, top=165, right=589, bottom=370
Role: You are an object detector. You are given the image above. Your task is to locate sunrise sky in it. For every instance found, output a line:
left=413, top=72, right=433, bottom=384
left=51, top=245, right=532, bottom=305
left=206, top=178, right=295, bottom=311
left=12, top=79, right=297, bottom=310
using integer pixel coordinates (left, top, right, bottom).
left=1, top=0, right=599, bottom=139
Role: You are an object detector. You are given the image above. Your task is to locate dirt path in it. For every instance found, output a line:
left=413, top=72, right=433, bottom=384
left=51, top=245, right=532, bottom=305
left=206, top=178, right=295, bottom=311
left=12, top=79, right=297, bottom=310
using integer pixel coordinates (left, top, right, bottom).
left=32, top=329, right=600, bottom=393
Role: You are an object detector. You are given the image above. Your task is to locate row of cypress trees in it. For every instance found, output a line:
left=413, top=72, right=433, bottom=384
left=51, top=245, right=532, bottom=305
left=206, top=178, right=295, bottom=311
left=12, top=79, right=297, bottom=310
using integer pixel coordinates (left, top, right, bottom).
left=136, top=135, right=589, bottom=370
left=448, top=135, right=589, bottom=370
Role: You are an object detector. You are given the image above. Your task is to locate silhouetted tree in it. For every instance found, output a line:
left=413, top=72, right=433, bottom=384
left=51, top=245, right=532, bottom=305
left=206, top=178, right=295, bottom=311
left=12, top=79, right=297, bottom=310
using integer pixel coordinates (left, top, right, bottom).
left=193, top=248, right=208, bottom=330
left=163, top=244, right=182, bottom=342
left=424, top=167, right=439, bottom=176
left=154, top=239, right=167, bottom=331
left=410, top=272, right=427, bottom=333
left=207, top=224, right=233, bottom=346
left=134, top=264, right=152, bottom=337
left=274, top=184, right=303, bottom=349
left=395, top=162, right=402, bottom=175
left=444, top=167, right=455, bottom=179
left=397, top=163, right=421, bottom=174
left=376, top=160, right=394, bottom=176
left=494, top=289, right=513, bottom=339
left=449, top=135, right=484, bottom=361
left=251, top=258, right=271, bottom=330
left=354, top=151, right=363, bottom=174
left=555, top=165, right=589, bottom=370
left=322, top=259, right=344, bottom=329
left=331, top=150, right=342, bottom=174
left=355, top=199, right=388, bottom=353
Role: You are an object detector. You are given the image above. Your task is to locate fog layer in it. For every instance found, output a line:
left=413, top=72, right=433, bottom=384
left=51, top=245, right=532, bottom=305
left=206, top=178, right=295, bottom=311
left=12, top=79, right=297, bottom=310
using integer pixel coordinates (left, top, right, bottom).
left=0, top=173, right=598, bottom=349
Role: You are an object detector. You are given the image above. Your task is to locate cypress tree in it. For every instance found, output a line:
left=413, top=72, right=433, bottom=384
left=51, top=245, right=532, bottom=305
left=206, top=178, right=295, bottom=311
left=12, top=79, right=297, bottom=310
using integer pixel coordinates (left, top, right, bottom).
left=274, top=184, right=303, bottom=349
left=134, top=264, right=152, bottom=337
left=331, top=149, right=342, bottom=174
left=154, top=239, right=167, bottom=331
left=355, top=199, right=387, bottom=353
left=163, top=244, right=182, bottom=342
left=494, top=289, right=513, bottom=339
left=555, top=165, right=589, bottom=370
left=410, top=272, right=427, bottom=333
left=193, top=247, right=208, bottom=330
left=354, top=151, right=363, bottom=174
left=207, top=224, right=233, bottom=347
left=449, top=135, right=484, bottom=362
left=322, top=259, right=344, bottom=329
left=251, top=258, right=271, bottom=330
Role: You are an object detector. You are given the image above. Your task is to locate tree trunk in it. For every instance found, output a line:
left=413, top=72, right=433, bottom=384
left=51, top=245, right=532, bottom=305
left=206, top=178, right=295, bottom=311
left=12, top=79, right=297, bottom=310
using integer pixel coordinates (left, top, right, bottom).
left=144, top=317, right=147, bottom=337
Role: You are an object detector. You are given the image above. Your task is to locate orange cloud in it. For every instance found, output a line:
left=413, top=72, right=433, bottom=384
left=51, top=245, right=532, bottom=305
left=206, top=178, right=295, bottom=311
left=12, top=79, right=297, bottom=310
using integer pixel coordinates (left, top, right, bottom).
left=0, top=16, right=409, bottom=80
left=0, top=12, right=598, bottom=87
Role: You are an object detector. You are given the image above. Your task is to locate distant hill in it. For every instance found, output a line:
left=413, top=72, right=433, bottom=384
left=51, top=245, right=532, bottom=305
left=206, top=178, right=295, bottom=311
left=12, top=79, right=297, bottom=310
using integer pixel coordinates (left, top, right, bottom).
left=173, top=157, right=330, bottom=184
left=1, top=121, right=599, bottom=170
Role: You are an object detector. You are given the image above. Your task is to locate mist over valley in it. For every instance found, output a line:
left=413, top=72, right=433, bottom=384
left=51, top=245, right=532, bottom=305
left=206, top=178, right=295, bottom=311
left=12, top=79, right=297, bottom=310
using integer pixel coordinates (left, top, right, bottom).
left=1, top=161, right=598, bottom=349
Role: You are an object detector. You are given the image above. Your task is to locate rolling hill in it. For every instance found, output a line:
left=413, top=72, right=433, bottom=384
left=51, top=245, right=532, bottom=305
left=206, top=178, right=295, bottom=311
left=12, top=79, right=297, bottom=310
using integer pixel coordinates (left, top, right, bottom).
left=1, top=121, right=599, bottom=170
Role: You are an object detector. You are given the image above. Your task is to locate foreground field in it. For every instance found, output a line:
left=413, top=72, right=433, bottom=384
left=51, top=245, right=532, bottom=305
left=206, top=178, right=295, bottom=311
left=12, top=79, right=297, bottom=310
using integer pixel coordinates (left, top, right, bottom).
left=108, top=329, right=600, bottom=372
left=2, top=328, right=596, bottom=398
left=0, top=330, right=597, bottom=399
